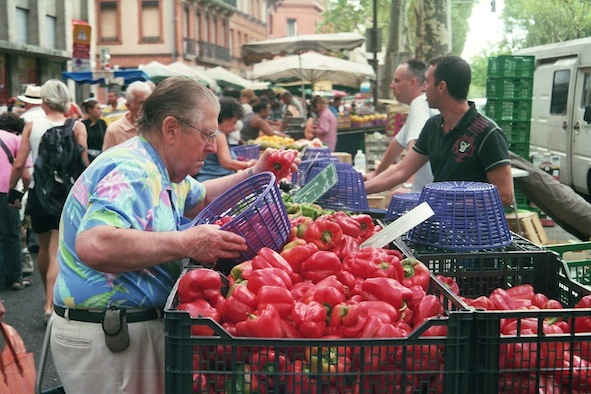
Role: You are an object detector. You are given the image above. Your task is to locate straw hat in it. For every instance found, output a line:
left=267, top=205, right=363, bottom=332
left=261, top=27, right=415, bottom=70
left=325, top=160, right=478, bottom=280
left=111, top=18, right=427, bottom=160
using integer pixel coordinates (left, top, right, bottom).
left=17, top=85, right=42, bottom=105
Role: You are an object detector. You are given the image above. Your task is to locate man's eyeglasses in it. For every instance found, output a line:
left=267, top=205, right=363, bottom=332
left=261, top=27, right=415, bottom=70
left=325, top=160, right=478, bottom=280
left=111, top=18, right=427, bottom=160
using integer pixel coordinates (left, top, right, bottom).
left=177, top=118, right=220, bottom=143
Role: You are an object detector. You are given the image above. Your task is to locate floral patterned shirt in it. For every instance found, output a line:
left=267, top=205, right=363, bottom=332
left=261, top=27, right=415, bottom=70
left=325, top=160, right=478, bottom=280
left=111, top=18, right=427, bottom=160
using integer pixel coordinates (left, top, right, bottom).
left=54, top=136, right=205, bottom=309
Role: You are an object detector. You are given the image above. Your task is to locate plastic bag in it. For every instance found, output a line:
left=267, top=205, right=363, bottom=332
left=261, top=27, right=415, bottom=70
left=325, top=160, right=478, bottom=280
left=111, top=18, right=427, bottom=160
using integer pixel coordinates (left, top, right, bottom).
left=0, top=323, right=36, bottom=394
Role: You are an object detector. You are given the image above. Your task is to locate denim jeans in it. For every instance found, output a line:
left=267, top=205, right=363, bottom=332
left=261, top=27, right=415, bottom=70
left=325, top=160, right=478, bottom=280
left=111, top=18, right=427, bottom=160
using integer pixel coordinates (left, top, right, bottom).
left=0, top=193, right=23, bottom=283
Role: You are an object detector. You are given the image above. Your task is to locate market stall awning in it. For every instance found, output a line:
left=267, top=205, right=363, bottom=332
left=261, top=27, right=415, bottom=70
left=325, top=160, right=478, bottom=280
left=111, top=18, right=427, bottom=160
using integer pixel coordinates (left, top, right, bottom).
left=167, top=62, right=216, bottom=88
left=62, top=69, right=149, bottom=85
left=203, top=66, right=268, bottom=91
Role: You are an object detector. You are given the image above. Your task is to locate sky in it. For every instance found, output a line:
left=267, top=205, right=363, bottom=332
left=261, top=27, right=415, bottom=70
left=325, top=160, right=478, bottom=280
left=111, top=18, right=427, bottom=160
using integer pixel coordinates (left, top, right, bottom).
left=462, top=0, right=505, bottom=60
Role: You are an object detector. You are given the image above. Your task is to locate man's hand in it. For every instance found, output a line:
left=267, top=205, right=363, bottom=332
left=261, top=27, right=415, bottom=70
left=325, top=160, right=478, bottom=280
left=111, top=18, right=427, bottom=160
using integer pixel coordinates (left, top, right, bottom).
left=182, top=224, right=248, bottom=265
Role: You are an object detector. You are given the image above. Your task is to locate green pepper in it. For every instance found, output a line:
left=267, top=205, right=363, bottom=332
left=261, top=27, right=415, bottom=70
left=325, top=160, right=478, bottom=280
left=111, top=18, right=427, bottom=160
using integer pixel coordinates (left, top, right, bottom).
left=224, top=363, right=258, bottom=394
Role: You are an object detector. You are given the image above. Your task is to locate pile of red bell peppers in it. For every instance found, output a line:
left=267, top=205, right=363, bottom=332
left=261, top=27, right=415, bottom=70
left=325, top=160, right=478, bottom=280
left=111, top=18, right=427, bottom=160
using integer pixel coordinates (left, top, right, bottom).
left=459, top=283, right=591, bottom=392
left=175, top=212, right=455, bottom=393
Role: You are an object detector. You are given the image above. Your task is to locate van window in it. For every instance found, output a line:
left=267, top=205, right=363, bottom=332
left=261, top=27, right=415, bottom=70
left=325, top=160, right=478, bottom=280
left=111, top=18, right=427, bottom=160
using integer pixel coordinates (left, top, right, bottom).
left=550, top=70, right=570, bottom=115
left=583, top=73, right=591, bottom=108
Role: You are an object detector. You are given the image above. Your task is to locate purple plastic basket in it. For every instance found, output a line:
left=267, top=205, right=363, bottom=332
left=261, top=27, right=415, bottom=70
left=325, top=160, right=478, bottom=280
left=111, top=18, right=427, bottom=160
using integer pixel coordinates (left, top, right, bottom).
left=301, top=147, right=332, bottom=161
left=231, top=144, right=260, bottom=161
left=385, top=193, right=421, bottom=221
left=190, top=172, right=290, bottom=273
left=306, top=162, right=369, bottom=211
left=408, top=181, right=512, bottom=251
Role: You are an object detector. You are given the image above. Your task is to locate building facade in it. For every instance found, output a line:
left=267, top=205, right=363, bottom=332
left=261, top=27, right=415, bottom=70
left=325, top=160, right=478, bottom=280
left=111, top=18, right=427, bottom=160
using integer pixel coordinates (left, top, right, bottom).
left=0, top=0, right=91, bottom=105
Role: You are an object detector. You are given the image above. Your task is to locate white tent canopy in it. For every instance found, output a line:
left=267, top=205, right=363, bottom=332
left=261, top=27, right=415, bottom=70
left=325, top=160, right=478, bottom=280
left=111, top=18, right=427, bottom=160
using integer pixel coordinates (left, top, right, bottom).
left=252, top=52, right=375, bottom=90
left=204, top=66, right=268, bottom=91
left=167, top=62, right=216, bottom=88
left=140, top=61, right=182, bottom=83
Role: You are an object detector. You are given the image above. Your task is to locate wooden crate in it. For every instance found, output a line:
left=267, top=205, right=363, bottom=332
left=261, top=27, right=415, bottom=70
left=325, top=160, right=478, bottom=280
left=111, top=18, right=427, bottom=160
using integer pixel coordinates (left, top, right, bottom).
left=505, top=210, right=548, bottom=245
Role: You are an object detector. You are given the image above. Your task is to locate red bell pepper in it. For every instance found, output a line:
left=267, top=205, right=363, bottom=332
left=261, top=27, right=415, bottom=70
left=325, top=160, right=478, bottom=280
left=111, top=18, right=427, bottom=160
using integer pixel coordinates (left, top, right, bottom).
left=329, top=302, right=369, bottom=338
left=400, top=257, right=430, bottom=291
left=256, top=285, right=295, bottom=317
left=282, top=238, right=306, bottom=252
left=285, top=360, right=313, bottom=394
left=467, top=295, right=495, bottom=310
left=300, top=250, right=342, bottom=283
left=280, top=242, right=319, bottom=274
left=291, top=280, right=314, bottom=301
left=247, top=267, right=293, bottom=294
left=228, top=260, right=253, bottom=286
left=556, top=351, right=591, bottom=389
left=311, top=286, right=345, bottom=309
left=251, top=247, right=294, bottom=276
left=500, top=328, right=538, bottom=370
left=251, top=349, right=288, bottom=388
left=357, top=300, right=399, bottom=324
left=328, top=211, right=362, bottom=238
left=330, top=234, right=360, bottom=261
left=361, top=277, right=413, bottom=310
left=304, top=219, right=343, bottom=251
left=235, top=304, right=284, bottom=338
left=287, top=216, right=313, bottom=242
left=506, top=284, right=535, bottom=301
left=413, top=294, right=446, bottom=336
left=435, top=275, right=460, bottom=295
left=490, top=288, right=517, bottom=310
left=218, top=283, right=257, bottom=324
left=350, top=214, right=375, bottom=240
left=291, top=301, right=327, bottom=338
left=177, top=268, right=222, bottom=304
left=407, top=284, right=427, bottom=311
left=267, top=149, right=298, bottom=181
left=336, top=270, right=363, bottom=298
left=280, top=318, right=303, bottom=339
left=177, top=299, right=221, bottom=336
left=342, top=247, right=403, bottom=280
left=300, top=275, right=345, bottom=304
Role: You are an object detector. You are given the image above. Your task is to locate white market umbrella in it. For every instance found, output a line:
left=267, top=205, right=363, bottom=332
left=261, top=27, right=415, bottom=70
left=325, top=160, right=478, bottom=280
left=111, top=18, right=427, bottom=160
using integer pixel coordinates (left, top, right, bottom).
left=167, top=62, right=216, bottom=88
left=243, top=32, right=366, bottom=101
left=242, top=32, right=365, bottom=66
left=204, top=66, right=268, bottom=91
left=252, top=52, right=375, bottom=91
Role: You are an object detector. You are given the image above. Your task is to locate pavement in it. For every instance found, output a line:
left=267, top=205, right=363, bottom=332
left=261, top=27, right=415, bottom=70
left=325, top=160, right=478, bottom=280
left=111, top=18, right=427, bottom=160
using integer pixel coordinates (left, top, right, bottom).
left=0, top=221, right=579, bottom=393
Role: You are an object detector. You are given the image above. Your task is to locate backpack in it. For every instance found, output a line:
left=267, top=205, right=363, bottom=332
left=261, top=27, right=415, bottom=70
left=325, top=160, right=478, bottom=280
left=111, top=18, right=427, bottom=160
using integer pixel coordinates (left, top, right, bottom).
left=34, top=118, right=86, bottom=215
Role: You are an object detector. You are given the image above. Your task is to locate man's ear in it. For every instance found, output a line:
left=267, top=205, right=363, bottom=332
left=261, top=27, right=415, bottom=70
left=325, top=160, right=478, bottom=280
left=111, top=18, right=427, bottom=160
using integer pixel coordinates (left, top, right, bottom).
left=162, top=116, right=179, bottom=143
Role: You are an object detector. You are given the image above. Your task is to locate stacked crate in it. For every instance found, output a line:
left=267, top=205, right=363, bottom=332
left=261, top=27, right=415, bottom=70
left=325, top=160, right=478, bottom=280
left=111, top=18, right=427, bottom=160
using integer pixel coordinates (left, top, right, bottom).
left=485, top=55, right=535, bottom=207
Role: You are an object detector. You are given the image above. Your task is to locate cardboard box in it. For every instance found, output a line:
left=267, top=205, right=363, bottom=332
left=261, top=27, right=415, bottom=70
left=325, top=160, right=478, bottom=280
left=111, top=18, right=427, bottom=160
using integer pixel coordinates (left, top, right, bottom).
left=331, top=152, right=352, bottom=164
left=505, top=210, right=548, bottom=245
left=336, top=116, right=351, bottom=129
left=367, top=194, right=386, bottom=209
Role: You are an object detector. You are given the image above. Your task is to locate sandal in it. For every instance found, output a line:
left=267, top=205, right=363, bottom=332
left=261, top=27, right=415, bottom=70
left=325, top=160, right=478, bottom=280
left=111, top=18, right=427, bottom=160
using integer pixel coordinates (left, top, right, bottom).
left=22, top=277, right=32, bottom=286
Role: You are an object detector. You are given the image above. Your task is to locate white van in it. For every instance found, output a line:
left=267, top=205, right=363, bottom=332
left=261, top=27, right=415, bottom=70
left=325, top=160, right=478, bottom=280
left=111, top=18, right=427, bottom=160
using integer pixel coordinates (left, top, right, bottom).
left=515, top=38, right=591, bottom=199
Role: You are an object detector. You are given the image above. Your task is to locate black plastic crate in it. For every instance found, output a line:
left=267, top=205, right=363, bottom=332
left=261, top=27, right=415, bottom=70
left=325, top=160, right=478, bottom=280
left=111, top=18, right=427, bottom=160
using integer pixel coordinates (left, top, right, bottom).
left=164, top=270, right=472, bottom=393
left=413, top=246, right=591, bottom=393
left=485, top=99, right=532, bottom=122
left=486, top=77, right=533, bottom=100
left=488, top=56, right=535, bottom=78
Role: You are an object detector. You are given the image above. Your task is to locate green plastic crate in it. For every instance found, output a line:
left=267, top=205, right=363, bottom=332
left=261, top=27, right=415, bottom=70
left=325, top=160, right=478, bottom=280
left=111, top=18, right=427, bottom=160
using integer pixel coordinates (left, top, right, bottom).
left=545, top=242, right=591, bottom=287
left=485, top=99, right=532, bottom=122
left=486, top=77, right=533, bottom=100
left=508, top=140, right=530, bottom=160
left=488, top=56, right=535, bottom=78
left=164, top=269, right=472, bottom=393
left=413, top=244, right=591, bottom=394
left=496, top=120, right=531, bottom=143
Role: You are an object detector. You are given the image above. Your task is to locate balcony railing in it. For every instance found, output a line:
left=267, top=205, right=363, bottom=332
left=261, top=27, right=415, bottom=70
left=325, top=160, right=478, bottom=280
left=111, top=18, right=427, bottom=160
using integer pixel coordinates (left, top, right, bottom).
left=183, top=38, right=198, bottom=58
left=198, top=41, right=231, bottom=64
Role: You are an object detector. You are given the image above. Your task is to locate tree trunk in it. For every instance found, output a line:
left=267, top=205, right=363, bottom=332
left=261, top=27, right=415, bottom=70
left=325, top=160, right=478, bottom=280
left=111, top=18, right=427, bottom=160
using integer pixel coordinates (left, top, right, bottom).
left=415, top=0, right=451, bottom=60
left=381, top=0, right=412, bottom=101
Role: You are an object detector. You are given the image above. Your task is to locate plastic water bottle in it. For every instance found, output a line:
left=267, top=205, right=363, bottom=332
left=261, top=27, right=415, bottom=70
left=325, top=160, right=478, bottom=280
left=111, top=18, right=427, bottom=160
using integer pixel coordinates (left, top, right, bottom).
left=354, top=149, right=367, bottom=174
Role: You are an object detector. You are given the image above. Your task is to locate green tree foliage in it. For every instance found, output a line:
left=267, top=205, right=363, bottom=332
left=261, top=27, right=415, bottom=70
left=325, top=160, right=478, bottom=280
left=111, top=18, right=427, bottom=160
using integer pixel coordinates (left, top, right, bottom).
left=500, top=0, right=591, bottom=51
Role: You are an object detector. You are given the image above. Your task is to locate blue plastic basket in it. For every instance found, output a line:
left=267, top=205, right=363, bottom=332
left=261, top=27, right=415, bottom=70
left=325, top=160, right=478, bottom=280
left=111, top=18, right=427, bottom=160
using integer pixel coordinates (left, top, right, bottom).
left=385, top=192, right=421, bottom=221
left=291, top=157, right=339, bottom=186
left=408, top=181, right=512, bottom=251
left=301, top=146, right=332, bottom=161
left=307, top=162, right=369, bottom=211
left=231, top=144, right=260, bottom=161
left=190, top=172, right=290, bottom=273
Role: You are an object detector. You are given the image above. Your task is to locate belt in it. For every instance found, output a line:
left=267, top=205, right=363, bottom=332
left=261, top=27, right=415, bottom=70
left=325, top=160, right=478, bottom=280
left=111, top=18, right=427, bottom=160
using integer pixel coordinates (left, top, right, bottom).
left=54, top=306, right=162, bottom=323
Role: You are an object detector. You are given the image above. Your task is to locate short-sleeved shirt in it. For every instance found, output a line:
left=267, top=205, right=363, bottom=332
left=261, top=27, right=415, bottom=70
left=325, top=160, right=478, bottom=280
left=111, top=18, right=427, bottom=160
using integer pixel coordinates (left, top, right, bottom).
left=315, top=108, right=337, bottom=152
left=54, top=136, right=206, bottom=309
left=102, top=112, right=137, bottom=150
left=394, top=94, right=437, bottom=192
left=413, top=103, right=510, bottom=182
left=0, top=130, right=32, bottom=193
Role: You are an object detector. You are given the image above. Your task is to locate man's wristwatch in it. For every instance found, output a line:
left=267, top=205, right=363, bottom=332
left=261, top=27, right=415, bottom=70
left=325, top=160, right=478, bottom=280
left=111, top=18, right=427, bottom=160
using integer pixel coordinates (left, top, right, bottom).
left=402, top=183, right=413, bottom=190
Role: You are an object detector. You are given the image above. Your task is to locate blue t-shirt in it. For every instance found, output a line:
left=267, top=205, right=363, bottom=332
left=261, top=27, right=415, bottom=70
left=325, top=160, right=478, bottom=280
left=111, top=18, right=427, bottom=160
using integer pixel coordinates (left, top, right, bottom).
left=54, top=136, right=205, bottom=309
